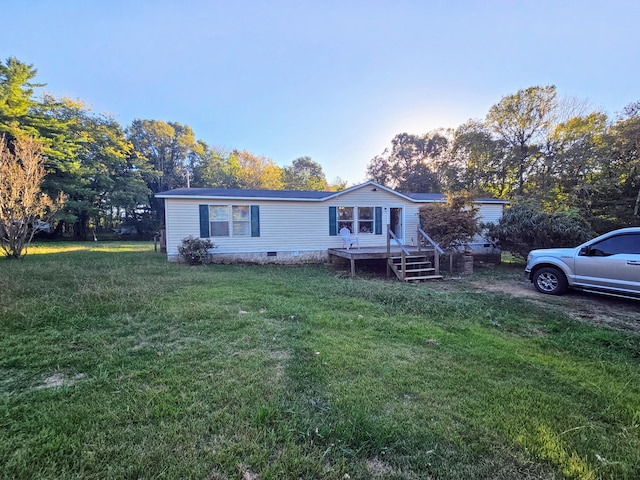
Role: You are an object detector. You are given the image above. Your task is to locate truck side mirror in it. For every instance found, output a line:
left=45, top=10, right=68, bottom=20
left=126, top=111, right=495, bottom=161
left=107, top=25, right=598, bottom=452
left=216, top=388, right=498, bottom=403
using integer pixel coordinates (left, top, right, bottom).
left=579, top=246, right=590, bottom=256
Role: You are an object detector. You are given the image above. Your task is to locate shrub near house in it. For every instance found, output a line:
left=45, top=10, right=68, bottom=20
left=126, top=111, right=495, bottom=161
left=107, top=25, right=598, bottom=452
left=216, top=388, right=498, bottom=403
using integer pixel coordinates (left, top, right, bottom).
left=418, top=194, right=481, bottom=251
left=487, top=203, right=593, bottom=259
left=177, top=236, right=215, bottom=264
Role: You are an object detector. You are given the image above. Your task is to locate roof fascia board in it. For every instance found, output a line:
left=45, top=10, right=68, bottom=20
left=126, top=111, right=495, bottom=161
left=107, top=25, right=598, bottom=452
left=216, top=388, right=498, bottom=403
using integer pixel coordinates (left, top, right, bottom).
left=155, top=194, right=325, bottom=202
left=320, top=180, right=419, bottom=203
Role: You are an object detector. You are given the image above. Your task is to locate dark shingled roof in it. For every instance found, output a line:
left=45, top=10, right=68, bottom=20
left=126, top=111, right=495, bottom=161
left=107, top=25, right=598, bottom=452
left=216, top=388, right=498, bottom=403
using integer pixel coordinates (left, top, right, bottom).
left=156, top=184, right=508, bottom=204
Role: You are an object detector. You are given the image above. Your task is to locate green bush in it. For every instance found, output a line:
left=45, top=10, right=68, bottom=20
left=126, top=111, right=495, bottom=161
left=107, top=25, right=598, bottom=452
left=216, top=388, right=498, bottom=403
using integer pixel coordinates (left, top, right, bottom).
left=486, top=203, right=594, bottom=259
left=177, top=236, right=215, bottom=264
left=419, top=193, right=481, bottom=250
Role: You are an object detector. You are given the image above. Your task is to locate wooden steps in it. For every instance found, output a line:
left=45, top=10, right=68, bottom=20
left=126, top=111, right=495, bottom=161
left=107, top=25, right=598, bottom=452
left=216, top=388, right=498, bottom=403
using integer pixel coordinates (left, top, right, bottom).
left=388, top=254, right=443, bottom=282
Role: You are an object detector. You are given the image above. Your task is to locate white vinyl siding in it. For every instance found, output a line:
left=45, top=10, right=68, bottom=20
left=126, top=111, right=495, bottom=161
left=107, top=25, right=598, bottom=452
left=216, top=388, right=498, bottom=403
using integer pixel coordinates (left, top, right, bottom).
left=476, top=204, right=504, bottom=225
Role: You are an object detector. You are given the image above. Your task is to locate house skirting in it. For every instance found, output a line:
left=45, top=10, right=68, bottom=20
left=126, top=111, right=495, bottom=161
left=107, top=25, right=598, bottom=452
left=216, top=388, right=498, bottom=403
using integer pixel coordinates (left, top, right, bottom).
left=168, top=249, right=328, bottom=265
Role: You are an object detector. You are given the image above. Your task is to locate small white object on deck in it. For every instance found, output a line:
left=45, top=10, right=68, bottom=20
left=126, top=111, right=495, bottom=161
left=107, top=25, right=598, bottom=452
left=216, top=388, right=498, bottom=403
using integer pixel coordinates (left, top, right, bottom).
left=339, top=227, right=359, bottom=250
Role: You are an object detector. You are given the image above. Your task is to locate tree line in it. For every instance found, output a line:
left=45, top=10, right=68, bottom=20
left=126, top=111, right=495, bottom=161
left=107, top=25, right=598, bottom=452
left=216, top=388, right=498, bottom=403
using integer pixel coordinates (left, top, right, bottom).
left=367, top=85, right=640, bottom=233
left=2, top=56, right=638, bottom=244
left=0, top=57, right=339, bottom=240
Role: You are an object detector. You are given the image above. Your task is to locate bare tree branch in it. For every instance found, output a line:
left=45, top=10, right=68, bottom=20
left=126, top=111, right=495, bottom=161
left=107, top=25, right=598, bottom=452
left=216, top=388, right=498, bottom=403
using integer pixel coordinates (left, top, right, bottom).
left=0, top=136, right=65, bottom=258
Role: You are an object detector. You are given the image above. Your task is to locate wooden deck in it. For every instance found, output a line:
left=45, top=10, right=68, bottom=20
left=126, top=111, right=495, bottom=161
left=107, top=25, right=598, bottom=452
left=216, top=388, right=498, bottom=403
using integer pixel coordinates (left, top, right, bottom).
left=328, top=246, right=422, bottom=277
left=329, top=228, right=446, bottom=280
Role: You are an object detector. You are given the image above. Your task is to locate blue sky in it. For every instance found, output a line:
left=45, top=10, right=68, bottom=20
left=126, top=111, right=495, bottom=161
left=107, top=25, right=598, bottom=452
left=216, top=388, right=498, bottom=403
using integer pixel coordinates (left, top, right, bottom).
left=2, top=0, right=638, bottom=185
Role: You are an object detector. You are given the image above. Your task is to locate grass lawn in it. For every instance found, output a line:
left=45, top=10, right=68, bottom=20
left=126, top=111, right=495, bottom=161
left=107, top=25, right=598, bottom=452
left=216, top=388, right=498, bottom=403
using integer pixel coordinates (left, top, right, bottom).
left=1, top=243, right=638, bottom=479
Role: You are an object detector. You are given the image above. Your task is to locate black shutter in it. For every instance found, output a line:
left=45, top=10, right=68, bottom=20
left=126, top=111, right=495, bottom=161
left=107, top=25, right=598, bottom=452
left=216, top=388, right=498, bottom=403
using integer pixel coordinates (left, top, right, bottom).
left=251, top=205, right=260, bottom=237
left=329, top=206, right=337, bottom=236
left=199, top=205, right=209, bottom=238
left=374, top=207, right=382, bottom=235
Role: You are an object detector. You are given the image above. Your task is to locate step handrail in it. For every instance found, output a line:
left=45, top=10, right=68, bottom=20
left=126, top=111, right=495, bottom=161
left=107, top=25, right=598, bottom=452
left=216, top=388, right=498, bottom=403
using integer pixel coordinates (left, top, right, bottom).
left=387, top=226, right=411, bottom=280
left=417, top=228, right=445, bottom=254
left=387, top=227, right=411, bottom=256
left=417, top=227, right=443, bottom=276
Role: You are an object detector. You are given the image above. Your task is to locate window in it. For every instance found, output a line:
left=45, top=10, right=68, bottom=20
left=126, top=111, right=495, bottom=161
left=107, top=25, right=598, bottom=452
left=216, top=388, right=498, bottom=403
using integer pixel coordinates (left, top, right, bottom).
left=232, top=205, right=251, bottom=236
left=209, top=206, right=229, bottom=237
left=331, top=206, right=382, bottom=235
left=338, top=207, right=354, bottom=233
left=590, top=233, right=640, bottom=255
left=358, top=207, right=373, bottom=233
left=201, top=204, right=259, bottom=238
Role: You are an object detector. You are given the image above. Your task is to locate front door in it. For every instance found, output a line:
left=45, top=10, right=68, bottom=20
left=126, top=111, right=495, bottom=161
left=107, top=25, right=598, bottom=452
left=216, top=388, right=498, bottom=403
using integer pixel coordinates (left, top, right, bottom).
left=390, top=207, right=403, bottom=244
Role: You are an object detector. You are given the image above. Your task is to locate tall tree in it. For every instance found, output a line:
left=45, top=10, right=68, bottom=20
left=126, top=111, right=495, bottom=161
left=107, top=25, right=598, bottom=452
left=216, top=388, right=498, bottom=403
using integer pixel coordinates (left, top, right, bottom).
left=0, top=57, right=44, bottom=140
left=0, top=58, right=80, bottom=163
left=191, top=144, right=241, bottom=188
left=231, top=150, right=283, bottom=190
left=67, top=113, right=149, bottom=238
left=486, top=85, right=557, bottom=196
left=539, top=112, right=609, bottom=214
left=0, top=137, right=65, bottom=258
left=128, top=119, right=196, bottom=193
left=328, top=177, right=349, bottom=191
left=597, top=102, right=640, bottom=226
left=451, top=120, right=508, bottom=197
left=366, top=131, right=449, bottom=192
left=127, top=119, right=197, bottom=224
left=0, top=58, right=95, bottom=236
left=282, top=156, right=328, bottom=190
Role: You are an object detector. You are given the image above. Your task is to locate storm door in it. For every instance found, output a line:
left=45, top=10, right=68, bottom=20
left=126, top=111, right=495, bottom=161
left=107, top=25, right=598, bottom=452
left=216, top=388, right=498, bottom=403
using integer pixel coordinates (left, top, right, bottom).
left=389, top=207, right=404, bottom=244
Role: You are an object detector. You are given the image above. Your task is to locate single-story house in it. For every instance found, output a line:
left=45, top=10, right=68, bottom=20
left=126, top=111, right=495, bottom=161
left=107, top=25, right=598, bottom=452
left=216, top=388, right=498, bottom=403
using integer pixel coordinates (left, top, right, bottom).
left=155, top=180, right=508, bottom=263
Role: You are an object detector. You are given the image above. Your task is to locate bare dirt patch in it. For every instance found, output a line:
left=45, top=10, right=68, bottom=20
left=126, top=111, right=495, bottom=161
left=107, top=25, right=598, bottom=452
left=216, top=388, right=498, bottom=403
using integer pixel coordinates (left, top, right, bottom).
left=469, top=277, right=640, bottom=334
left=37, top=372, right=86, bottom=389
left=366, top=457, right=415, bottom=479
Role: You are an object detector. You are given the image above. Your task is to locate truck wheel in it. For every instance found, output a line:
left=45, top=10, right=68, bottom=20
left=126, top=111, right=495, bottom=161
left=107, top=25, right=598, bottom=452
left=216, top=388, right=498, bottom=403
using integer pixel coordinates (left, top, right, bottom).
left=532, top=267, right=568, bottom=295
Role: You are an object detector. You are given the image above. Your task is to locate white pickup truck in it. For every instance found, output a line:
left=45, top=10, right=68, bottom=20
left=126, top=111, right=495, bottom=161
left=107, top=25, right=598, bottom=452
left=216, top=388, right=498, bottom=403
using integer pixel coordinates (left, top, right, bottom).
left=525, top=227, right=640, bottom=299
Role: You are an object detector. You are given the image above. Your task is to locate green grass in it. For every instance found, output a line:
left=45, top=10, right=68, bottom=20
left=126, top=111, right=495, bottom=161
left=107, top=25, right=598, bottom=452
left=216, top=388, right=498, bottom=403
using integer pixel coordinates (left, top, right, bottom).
left=1, top=243, right=639, bottom=479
